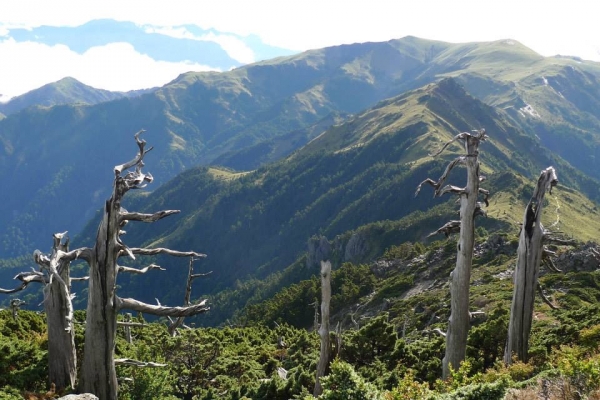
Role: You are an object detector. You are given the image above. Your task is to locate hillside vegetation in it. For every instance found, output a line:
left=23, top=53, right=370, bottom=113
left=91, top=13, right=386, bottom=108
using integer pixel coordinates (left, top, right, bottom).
left=1, top=37, right=600, bottom=259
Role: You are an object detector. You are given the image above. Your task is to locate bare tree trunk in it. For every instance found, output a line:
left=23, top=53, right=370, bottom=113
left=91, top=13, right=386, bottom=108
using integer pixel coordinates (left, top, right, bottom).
left=168, top=257, right=210, bottom=337
left=314, top=260, right=331, bottom=397
left=79, top=131, right=209, bottom=400
left=123, top=313, right=133, bottom=344
left=44, top=237, right=77, bottom=390
left=2, top=232, right=85, bottom=391
left=442, top=134, right=482, bottom=378
left=415, top=129, right=487, bottom=379
left=79, top=213, right=120, bottom=399
left=505, top=167, right=558, bottom=364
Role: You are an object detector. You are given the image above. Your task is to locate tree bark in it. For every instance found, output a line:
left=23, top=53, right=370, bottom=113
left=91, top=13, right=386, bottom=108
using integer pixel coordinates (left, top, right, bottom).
left=1, top=232, right=85, bottom=391
left=314, top=260, right=331, bottom=397
left=505, top=167, right=558, bottom=364
left=416, top=130, right=487, bottom=379
left=442, top=132, right=484, bottom=378
left=44, top=235, right=78, bottom=390
left=79, top=131, right=209, bottom=400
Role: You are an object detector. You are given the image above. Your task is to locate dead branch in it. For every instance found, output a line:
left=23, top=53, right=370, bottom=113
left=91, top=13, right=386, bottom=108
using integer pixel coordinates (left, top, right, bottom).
left=433, top=328, right=447, bottom=337
left=0, top=282, right=28, bottom=294
left=430, top=129, right=487, bottom=156
left=127, top=248, right=207, bottom=258
left=168, top=257, right=211, bottom=336
left=114, top=130, right=153, bottom=176
left=542, top=235, right=578, bottom=246
left=117, top=297, right=209, bottom=317
left=415, top=156, right=465, bottom=197
left=114, top=359, right=166, bottom=368
left=427, top=220, right=461, bottom=238
left=119, top=210, right=180, bottom=223
left=0, top=270, right=47, bottom=293
left=469, top=311, right=486, bottom=320
left=538, top=284, right=558, bottom=310
left=479, top=188, right=490, bottom=207
left=542, top=249, right=562, bottom=273
left=116, top=322, right=146, bottom=327
left=118, top=264, right=166, bottom=274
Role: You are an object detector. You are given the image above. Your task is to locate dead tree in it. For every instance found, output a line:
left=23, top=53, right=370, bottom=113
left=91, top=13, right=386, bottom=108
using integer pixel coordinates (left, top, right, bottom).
left=1, top=232, right=86, bottom=390
left=167, top=256, right=211, bottom=337
left=504, top=167, right=559, bottom=364
left=415, top=129, right=488, bottom=379
left=49, top=130, right=210, bottom=400
left=314, top=260, right=332, bottom=397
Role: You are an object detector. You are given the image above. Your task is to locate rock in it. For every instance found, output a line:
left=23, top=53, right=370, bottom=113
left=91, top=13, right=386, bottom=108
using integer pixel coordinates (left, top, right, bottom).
left=344, top=232, right=368, bottom=262
left=555, top=242, right=600, bottom=273
left=306, top=236, right=332, bottom=269
left=58, top=394, right=99, bottom=400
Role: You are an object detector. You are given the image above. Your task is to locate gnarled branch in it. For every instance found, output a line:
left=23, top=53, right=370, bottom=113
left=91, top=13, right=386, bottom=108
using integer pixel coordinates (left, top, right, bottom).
left=114, top=358, right=166, bottom=368
left=118, top=264, right=165, bottom=274
left=119, top=209, right=180, bottom=224
left=168, top=257, right=211, bottom=336
left=128, top=247, right=207, bottom=258
left=116, top=296, right=209, bottom=317
left=415, top=156, right=465, bottom=197
left=114, top=130, right=153, bottom=176
left=538, top=284, right=558, bottom=310
left=427, top=220, right=461, bottom=238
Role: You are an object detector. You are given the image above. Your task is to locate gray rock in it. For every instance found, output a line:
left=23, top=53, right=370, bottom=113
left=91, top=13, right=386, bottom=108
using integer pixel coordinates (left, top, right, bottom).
left=306, top=236, right=332, bottom=269
left=344, top=232, right=368, bottom=262
left=58, top=394, right=99, bottom=400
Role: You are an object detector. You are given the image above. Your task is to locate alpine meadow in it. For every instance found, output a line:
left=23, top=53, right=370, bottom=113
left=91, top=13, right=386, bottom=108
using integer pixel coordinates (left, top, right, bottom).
left=2, top=35, right=600, bottom=399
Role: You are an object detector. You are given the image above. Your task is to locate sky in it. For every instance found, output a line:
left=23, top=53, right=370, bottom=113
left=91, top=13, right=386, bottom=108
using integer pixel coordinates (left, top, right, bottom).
left=1, top=0, right=599, bottom=100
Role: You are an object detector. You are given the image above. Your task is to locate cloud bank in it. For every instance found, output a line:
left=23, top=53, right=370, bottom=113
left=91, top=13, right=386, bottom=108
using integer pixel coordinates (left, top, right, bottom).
left=0, top=38, right=217, bottom=101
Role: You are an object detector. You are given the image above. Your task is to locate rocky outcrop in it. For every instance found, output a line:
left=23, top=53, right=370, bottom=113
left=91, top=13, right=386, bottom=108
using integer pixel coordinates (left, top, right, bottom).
left=306, top=236, right=332, bottom=269
left=344, top=231, right=369, bottom=263
left=554, top=242, right=600, bottom=272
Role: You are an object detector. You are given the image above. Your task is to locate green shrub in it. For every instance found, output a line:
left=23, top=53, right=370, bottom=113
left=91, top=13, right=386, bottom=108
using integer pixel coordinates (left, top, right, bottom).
left=319, top=360, right=383, bottom=400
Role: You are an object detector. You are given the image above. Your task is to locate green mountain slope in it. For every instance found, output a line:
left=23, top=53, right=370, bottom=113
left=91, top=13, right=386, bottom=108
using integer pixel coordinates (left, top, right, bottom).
left=0, top=77, right=152, bottom=115
left=72, top=79, right=599, bottom=326
left=1, top=36, right=600, bottom=261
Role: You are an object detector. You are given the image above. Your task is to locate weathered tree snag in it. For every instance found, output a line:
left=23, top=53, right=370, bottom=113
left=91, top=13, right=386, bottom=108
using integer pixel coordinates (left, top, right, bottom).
left=504, top=167, right=558, bottom=364
left=415, top=129, right=487, bottom=379
left=78, top=131, right=209, bottom=400
left=314, top=260, right=332, bottom=397
left=1, top=232, right=88, bottom=390
left=168, top=257, right=211, bottom=337
left=39, top=233, right=86, bottom=390
left=9, top=298, right=25, bottom=319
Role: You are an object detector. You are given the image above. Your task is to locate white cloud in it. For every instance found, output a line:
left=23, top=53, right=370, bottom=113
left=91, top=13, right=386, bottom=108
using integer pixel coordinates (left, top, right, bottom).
left=2, top=0, right=600, bottom=61
left=0, top=38, right=217, bottom=100
left=145, top=25, right=256, bottom=64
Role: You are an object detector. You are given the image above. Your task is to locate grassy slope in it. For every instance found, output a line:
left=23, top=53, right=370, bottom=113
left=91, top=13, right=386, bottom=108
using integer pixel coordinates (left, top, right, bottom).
left=87, top=79, right=600, bottom=327
left=0, top=77, right=130, bottom=115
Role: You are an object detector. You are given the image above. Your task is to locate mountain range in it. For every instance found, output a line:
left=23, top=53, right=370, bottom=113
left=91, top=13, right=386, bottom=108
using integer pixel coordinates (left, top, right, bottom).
left=1, top=36, right=600, bottom=325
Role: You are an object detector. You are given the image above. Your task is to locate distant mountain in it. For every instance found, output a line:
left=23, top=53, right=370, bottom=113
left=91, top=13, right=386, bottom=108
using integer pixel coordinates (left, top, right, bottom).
left=65, top=78, right=599, bottom=326
left=0, top=77, right=155, bottom=115
left=5, top=19, right=296, bottom=69
left=1, top=36, right=600, bottom=263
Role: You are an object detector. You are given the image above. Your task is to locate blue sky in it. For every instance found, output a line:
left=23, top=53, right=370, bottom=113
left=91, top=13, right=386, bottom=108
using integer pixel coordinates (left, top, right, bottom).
left=1, top=0, right=599, bottom=100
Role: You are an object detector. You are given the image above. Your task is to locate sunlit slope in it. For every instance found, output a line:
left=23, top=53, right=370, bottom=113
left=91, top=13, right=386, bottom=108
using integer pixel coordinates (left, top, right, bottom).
left=89, top=79, right=600, bottom=317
